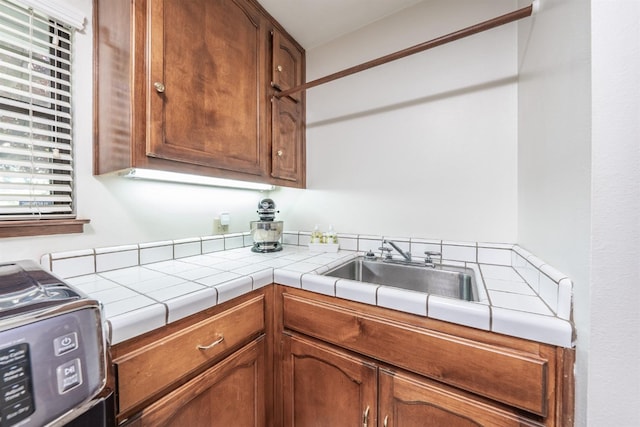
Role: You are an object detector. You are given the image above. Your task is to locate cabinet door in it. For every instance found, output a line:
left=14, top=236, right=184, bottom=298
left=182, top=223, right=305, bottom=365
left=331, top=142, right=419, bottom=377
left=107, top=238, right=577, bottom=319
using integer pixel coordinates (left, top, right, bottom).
left=271, top=97, right=303, bottom=183
left=147, top=0, right=267, bottom=176
left=282, top=333, right=377, bottom=427
left=271, top=30, right=302, bottom=102
left=136, top=337, right=266, bottom=427
left=378, top=369, right=542, bottom=427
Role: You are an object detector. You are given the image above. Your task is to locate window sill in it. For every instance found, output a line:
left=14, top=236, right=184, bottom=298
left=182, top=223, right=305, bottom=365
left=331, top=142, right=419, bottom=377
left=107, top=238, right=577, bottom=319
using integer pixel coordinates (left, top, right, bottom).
left=0, top=219, right=90, bottom=238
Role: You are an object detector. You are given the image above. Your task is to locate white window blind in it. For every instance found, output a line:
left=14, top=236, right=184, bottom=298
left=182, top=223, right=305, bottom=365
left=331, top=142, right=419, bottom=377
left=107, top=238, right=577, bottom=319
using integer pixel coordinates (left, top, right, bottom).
left=0, top=0, right=75, bottom=220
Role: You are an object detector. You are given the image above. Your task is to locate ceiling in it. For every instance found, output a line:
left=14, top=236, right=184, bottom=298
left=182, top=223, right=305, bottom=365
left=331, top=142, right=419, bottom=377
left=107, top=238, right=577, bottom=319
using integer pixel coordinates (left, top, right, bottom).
left=258, top=0, right=425, bottom=49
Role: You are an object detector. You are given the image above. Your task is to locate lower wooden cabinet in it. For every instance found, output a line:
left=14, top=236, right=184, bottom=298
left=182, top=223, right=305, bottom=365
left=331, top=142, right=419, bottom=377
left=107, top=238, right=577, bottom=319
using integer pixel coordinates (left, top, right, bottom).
left=112, top=290, right=268, bottom=425
left=282, top=333, right=543, bottom=427
left=115, top=295, right=265, bottom=416
left=126, top=337, right=265, bottom=427
left=277, top=286, right=574, bottom=427
left=282, top=333, right=377, bottom=426
left=112, top=286, right=573, bottom=426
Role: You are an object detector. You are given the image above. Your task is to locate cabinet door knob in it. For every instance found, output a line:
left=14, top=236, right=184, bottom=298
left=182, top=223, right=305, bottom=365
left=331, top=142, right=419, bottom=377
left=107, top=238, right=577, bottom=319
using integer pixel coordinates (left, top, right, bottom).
left=276, top=149, right=283, bottom=157
left=383, top=415, right=389, bottom=427
left=276, top=65, right=283, bottom=72
left=153, top=81, right=166, bottom=93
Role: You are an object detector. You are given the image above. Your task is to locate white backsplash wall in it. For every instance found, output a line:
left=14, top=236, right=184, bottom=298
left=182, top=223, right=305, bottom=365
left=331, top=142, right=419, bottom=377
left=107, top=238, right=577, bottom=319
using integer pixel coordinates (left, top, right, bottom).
left=275, top=0, right=519, bottom=242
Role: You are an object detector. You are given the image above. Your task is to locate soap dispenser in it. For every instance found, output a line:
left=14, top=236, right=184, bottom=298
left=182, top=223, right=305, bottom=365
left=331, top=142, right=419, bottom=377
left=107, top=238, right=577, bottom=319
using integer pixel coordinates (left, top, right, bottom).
left=311, top=224, right=322, bottom=244
left=326, top=225, right=338, bottom=244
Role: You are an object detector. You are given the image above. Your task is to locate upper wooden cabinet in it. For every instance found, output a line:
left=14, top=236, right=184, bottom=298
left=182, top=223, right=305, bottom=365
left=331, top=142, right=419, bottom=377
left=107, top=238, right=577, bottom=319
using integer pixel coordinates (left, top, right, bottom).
left=94, top=0, right=306, bottom=188
left=271, top=29, right=303, bottom=102
left=271, top=97, right=303, bottom=182
left=270, top=27, right=305, bottom=183
left=147, top=0, right=267, bottom=176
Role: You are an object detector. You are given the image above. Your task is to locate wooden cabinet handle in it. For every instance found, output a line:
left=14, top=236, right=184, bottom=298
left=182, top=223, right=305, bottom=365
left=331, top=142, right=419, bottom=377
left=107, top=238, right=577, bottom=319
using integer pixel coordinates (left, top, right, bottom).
left=362, top=405, right=370, bottom=427
left=153, top=81, right=165, bottom=93
left=197, top=335, right=224, bottom=350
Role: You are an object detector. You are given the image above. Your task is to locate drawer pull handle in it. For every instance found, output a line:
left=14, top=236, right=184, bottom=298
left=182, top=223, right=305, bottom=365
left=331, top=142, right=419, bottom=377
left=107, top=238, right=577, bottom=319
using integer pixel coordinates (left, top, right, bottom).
left=197, top=335, right=224, bottom=350
left=383, top=415, right=389, bottom=427
left=362, top=405, right=370, bottom=427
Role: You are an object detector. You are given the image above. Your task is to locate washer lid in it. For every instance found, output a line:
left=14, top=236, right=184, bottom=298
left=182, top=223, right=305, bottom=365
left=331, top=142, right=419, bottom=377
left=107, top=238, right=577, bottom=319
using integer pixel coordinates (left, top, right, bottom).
left=0, top=260, right=80, bottom=315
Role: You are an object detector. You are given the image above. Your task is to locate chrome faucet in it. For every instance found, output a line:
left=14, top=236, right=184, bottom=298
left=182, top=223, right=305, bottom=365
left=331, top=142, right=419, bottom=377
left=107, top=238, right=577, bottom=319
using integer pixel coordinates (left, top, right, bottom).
left=382, top=240, right=411, bottom=262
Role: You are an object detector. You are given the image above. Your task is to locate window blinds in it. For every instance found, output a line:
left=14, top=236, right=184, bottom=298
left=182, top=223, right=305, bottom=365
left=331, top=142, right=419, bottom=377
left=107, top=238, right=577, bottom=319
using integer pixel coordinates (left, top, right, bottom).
left=0, top=0, right=75, bottom=220
left=15, top=0, right=85, bottom=30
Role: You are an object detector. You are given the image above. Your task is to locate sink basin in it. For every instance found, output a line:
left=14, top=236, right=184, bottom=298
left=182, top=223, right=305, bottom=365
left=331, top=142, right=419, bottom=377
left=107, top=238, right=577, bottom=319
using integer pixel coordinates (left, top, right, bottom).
left=323, top=257, right=478, bottom=301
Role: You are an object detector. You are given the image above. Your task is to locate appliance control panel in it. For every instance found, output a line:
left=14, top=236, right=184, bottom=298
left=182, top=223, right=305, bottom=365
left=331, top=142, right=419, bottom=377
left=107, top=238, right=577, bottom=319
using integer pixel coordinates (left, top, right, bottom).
left=0, top=307, right=105, bottom=427
left=0, top=344, right=34, bottom=426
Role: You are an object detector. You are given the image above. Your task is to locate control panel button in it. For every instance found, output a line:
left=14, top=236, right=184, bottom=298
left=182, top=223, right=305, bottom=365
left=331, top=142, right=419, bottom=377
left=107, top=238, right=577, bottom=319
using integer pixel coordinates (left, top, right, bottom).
left=0, top=345, right=28, bottom=368
left=0, top=361, right=27, bottom=385
left=1, top=397, right=34, bottom=426
left=56, top=359, right=82, bottom=394
left=1, top=380, right=29, bottom=405
left=54, top=332, right=78, bottom=356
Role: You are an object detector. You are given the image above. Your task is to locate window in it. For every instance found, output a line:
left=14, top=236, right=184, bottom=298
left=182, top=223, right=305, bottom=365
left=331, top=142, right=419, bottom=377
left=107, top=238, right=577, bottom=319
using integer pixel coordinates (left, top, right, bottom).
left=0, top=0, right=87, bottom=237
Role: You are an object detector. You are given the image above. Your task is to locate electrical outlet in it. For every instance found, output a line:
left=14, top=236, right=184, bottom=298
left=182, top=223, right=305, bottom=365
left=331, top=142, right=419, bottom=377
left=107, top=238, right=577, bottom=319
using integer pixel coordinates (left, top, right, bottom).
left=213, top=217, right=228, bottom=235
left=213, top=217, right=222, bottom=235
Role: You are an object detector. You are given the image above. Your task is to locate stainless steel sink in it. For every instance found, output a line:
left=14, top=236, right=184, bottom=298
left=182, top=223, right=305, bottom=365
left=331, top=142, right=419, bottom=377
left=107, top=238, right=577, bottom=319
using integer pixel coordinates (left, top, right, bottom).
left=323, top=257, right=478, bottom=301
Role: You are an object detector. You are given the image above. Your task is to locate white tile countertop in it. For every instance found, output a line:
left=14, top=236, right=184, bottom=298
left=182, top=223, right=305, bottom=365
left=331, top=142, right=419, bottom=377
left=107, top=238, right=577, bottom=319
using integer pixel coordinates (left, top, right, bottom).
left=40, top=232, right=575, bottom=348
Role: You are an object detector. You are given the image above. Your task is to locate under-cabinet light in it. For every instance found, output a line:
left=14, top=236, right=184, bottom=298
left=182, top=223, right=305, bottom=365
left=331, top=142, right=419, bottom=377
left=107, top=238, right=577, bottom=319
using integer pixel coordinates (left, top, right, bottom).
left=120, top=169, right=275, bottom=191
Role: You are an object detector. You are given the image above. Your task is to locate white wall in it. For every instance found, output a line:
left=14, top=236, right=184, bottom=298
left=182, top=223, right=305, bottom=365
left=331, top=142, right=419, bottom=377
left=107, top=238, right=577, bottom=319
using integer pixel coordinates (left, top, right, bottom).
left=588, top=1, right=640, bottom=424
left=275, top=0, right=519, bottom=242
left=518, top=0, right=640, bottom=424
left=516, top=0, right=592, bottom=422
left=0, top=0, right=266, bottom=264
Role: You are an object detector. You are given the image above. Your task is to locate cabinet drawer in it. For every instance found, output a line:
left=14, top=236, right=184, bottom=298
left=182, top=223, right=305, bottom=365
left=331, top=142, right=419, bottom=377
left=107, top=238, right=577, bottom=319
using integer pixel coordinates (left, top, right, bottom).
left=116, top=295, right=265, bottom=414
left=283, top=293, right=548, bottom=416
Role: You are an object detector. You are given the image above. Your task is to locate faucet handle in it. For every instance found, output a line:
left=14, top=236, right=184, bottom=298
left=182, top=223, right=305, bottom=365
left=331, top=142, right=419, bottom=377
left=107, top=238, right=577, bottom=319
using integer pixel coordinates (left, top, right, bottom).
left=424, top=251, right=442, bottom=265
left=378, top=246, right=392, bottom=259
